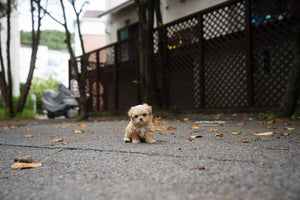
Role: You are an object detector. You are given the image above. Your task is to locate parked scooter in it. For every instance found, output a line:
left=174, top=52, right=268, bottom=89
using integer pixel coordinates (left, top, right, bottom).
left=42, top=84, right=79, bottom=119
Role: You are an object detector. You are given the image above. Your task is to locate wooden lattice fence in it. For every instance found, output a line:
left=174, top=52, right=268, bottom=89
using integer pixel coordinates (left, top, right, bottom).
left=70, top=0, right=300, bottom=112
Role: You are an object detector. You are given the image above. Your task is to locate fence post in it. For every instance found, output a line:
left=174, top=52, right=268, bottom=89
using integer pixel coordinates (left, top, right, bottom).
left=96, top=51, right=100, bottom=111
left=114, top=45, right=119, bottom=111
left=245, top=0, right=253, bottom=107
left=198, top=13, right=205, bottom=108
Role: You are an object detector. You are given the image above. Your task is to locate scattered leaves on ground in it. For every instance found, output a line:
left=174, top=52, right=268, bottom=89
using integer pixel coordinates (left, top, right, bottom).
left=159, top=132, right=174, bottom=135
left=257, top=121, right=265, bottom=125
left=25, top=135, right=34, bottom=138
left=190, top=125, right=201, bottom=129
left=189, top=135, right=202, bottom=141
left=0, top=125, right=19, bottom=130
left=253, top=132, right=274, bottom=136
left=155, top=126, right=177, bottom=131
left=52, top=138, right=63, bottom=142
left=10, top=162, right=42, bottom=170
left=284, top=127, right=294, bottom=131
left=266, top=126, right=276, bottom=129
left=230, top=132, right=242, bottom=135
left=77, top=123, right=87, bottom=128
left=267, top=119, right=282, bottom=124
left=285, top=122, right=295, bottom=125
left=72, top=130, right=85, bottom=133
left=240, top=139, right=249, bottom=143
left=209, top=128, right=219, bottom=132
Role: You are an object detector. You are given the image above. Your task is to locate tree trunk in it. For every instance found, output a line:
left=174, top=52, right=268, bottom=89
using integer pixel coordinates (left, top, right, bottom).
left=16, top=0, right=42, bottom=113
left=6, top=0, right=14, bottom=117
left=278, top=26, right=300, bottom=117
left=135, top=0, right=159, bottom=107
left=0, top=24, right=8, bottom=109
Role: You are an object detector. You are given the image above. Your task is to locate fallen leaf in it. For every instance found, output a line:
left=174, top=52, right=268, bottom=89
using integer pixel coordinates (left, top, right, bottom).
left=14, top=157, right=33, bottom=163
left=209, top=128, right=219, bottom=132
left=254, top=132, right=274, bottom=136
left=111, top=130, right=119, bottom=132
left=232, top=113, right=238, bottom=116
left=52, top=138, right=63, bottom=142
left=183, top=118, right=189, bottom=122
left=291, top=115, right=296, bottom=119
left=77, top=123, right=87, bottom=128
left=10, top=162, right=42, bottom=170
left=159, top=132, right=174, bottom=135
left=60, top=125, right=69, bottom=129
left=230, top=132, right=242, bottom=135
left=155, top=126, right=177, bottom=131
left=62, top=122, right=72, bottom=125
left=197, top=166, right=205, bottom=170
left=190, top=125, right=201, bottom=129
left=25, top=135, right=34, bottom=138
left=257, top=121, right=265, bottom=125
left=267, top=119, right=282, bottom=124
left=189, top=135, right=202, bottom=141
left=214, top=133, right=223, bottom=137
left=279, top=133, right=289, bottom=137
left=72, top=130, right=85, bottom=133
left=284, top=127, right=294, bottom=131
left=266, top=126, right=276, bottom=129
left=240, top=139, right=249, bottom=143
left=237, top=123, right=247, bottom=126
left=26, top=128, right=32, bottom=131
left=285, top=122, right=295, bottom=125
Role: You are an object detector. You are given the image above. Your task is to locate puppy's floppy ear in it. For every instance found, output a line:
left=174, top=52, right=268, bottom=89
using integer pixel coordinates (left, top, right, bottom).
left=128, top=106, right=134, bottom=118
left=143, top=103, right=152, bottom=115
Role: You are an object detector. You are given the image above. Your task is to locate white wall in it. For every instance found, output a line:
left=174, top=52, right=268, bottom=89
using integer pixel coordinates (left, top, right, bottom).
left=0, top=9, right=20, bottom=97
left=20, top=45, right=70, bottom=87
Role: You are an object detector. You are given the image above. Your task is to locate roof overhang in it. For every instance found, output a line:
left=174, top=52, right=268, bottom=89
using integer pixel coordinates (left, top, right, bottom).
left=97, top=0, right=135, bottom=18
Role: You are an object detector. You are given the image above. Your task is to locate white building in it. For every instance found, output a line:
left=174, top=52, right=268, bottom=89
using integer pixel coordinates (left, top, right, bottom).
left=74, top=10, right=106, bottom=56
left=19, top=45, right=70, bottom=86
left=102, top=0, right=229, bottom=44
left=0, top=5, right=20, bottom=97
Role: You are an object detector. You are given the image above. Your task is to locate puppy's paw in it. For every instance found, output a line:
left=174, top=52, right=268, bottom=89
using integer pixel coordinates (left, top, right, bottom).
left=146, top=139, right=156, bottom=144
left=124, top=138, right=131, bottom=143
left=132, top=139, right=141, bottom=143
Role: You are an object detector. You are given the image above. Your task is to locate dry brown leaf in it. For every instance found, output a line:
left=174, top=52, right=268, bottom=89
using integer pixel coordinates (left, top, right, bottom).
left=232, top=113, right=238, bottom=116
left=267, top=119, right=282, bottom=124
left=72, top=130, right=85, bottom=133
left=62, top=142, right=69, bottom=145
left=198, top=166, right=205, bottom=170
left=237, top=123, right=247, bottom=126
left=159, top=132, right=174, bottom=135
left=60, top=125, right=69, bottom=129
left=209, top=128, right=219, bottom=132
left=189, top=135, right=202, bottom=141
left=155, top=126, right=177, bottom=131
left=214, top=133, right=223, bottom=137
left=284, top=127, right=294, bottom=131
left=266, top=126, right=276, bottom=129
left=230, top=132, right=242, bottom=135
left=25, top=135, right=34, bottom=138
left=285, top=122, right=295, bottom=125
left=183, top=118, right=189, bottom=122
left=52, top=138, right=63, bottom=142
left=257, top=121, right=265, bottom=125
left=77, top=123, right=87, bottom=128
left=111, top=130, right=119, bottom=132
left=190, top=125, right=201, bottom=129
left=26, top=128, right=32, bottom=131
left=14, top=157, right=33, bottom=163
left=254, top=132, right=274, bottom=136
left=240, top=139, right=249, bottom=143
left=10, top=162, right=42, bottom=170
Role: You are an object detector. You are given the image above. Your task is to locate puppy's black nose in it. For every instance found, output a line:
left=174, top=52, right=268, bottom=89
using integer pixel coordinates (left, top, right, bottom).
left=139, top=118, right=143, bottom=121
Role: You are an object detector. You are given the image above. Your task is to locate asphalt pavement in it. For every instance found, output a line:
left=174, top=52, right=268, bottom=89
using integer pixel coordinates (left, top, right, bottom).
left=0, top=114, right=299, bottom=200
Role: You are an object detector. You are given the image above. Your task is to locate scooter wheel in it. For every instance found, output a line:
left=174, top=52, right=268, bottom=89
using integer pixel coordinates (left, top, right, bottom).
left=47, top=112, right=55, bottom=119
left=65, top=107, right=79, bottom=118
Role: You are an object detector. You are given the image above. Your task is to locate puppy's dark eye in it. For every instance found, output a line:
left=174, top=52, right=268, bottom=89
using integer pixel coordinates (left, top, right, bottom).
left=143, top=113, right=147, bottom=117
left=134, top=115, right=138, bottom=118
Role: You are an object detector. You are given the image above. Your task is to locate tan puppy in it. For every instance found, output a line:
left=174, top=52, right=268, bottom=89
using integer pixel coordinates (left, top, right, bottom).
left=124, top=103, right=156, bottom=144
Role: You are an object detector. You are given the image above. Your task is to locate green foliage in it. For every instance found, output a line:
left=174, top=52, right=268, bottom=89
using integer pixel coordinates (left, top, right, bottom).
left=20, top=30, right=74, bottom=51
left=29, top=77, right=60, bottom=114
